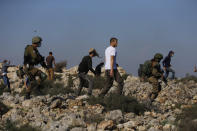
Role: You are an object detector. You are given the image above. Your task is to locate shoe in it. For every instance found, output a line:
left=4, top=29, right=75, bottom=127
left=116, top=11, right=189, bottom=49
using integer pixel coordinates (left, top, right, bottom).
left=7, top=88, right=11, bottom=93
left=25, top=93, right=31, bottom=99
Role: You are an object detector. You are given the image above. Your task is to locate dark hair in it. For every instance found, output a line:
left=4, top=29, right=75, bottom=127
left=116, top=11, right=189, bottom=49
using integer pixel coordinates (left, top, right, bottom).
left=110, top=37, right=118, bottom=43
left=3, top=60, right=7, bottom=63
left=49, top=52, right=53, bottom=55
left=170, top=51, right=174, bottom=54
left=89, top=51, right=94, bottom=55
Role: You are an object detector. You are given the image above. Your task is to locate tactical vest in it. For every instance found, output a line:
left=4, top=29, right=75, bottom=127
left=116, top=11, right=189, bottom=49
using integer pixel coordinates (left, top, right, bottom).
left=138, top=60, right=153, bottom=77
left=24, top=45, right=42, bottom=66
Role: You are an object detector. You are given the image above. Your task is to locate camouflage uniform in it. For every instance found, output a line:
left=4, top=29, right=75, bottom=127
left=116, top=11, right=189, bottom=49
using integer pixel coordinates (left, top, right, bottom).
left=148, top=53, right=163, bottom=101
left=24, top=36, right=47, bottom=99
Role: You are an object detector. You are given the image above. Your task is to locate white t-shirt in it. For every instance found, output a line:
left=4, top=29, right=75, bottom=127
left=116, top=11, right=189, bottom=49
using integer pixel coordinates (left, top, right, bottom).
left=105, top=46, right=117, bottom=70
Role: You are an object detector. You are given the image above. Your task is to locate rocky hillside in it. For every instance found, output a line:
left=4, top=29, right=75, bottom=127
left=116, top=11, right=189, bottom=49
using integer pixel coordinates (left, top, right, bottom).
left=0, top=64, right=197, bottom=131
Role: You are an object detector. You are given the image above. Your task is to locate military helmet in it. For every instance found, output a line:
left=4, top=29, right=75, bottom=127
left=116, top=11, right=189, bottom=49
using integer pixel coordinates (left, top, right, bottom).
left=32, top=36, right=42, bottom=46
left=154, top=53, right=163, bottom=60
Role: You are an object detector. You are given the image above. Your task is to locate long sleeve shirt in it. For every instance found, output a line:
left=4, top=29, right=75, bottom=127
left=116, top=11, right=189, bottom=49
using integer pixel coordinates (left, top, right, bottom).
left=2, top=62, right=10, bottom=74
left=162, top=56, right=171, bottom=68
left=78, top=55, right=95, bottom=74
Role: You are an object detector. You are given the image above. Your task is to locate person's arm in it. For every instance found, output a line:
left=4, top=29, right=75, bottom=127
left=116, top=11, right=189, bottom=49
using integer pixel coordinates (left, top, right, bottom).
left=152, top=66, right=162, bottom=78
left=152, top=62, right=163, bottom=78
left=162, top=57, right=166, bottom=67
left=45, top=57, right=48, bottom=65
left=110, top=56, right=114, bottom=77
left=53, top=57, right=56, bottom=66
left=194, top=65, right=197, bottom=72
left=88, top=58, right=96, bottom=74
left=110, top=48, right=116, bottom=77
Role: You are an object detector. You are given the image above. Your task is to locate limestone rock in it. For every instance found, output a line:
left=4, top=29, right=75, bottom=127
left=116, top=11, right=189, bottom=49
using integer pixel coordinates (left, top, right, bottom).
left=97, top=120, right=115, bottom=130
left=105, top=110, right=123, bottom=124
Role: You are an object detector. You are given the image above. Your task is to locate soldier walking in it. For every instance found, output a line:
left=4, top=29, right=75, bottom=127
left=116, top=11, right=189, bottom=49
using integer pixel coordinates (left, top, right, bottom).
left=148, top=53, right=164, bottom=102
left=23, top=36, right=48, bottom=99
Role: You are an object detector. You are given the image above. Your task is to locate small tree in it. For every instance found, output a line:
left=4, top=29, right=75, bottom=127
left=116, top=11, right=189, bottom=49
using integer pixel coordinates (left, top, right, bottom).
left=54, top=60, right=67, bottom=73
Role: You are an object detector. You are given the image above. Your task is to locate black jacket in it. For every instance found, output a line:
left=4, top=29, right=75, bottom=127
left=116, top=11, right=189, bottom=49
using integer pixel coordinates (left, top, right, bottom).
left=162, top=52, right=172, bottom=68
left=78, top=55, right=95, bottom=74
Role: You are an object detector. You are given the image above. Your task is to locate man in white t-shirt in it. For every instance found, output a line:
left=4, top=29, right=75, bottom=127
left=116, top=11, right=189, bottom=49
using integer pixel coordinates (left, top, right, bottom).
left=100, top=37, right=124, bottom=97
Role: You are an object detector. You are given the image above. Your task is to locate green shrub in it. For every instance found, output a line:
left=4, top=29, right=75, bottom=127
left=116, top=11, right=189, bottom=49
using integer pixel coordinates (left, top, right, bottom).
left=84, top=114, right=104, bottom=124
left=176, top=104, right=197, bottom=131
left=20, top=80, right=74, bottom=97
left=54, top=61, right=67, bottom=73
left=67, top=75, right=74, bottom=87
left=88, top=94, right=145, bottom=115
left=54, top=74, right=62, bottom=81
left=178, top=74, right=197, bottom=83
left=0, top=86, right=4, bottom=95
left=0, top=101, right=10, bottom=117
left=92, top=74, right=130, bottom=89
left=0, top=120, right=41, bottom=131
left=77, top=75, right=106, bottom=89
left=0, top=81, right=6, bottom=95
left=93, top=76, right=105, bottom=89
left=122, top=73, right=130, bottom=80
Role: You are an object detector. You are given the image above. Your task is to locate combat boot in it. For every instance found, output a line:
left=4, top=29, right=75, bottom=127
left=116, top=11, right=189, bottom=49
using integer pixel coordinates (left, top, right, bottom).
left=25, top=92, right=31, bottom=99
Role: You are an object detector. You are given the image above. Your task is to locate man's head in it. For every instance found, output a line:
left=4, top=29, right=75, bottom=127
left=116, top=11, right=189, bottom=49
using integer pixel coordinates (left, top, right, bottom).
left=169, top=51, right=174, bottom=57
left=32, top=36, right=42, bottom=47
left=3, top=60, right=7, bottom=63
left=89, top=48, right=99, bottom=57
left=49, top=52, right=53, bottom=56
left=154, top=53, right=163, bottom=62
left=110, top=37, right=118, bottom=47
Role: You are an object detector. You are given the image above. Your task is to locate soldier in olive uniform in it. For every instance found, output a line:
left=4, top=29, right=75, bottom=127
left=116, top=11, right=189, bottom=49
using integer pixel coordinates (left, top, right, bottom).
left=23, top=36, right=47, bottom=99
left=148, top=53, right=164, bottom=102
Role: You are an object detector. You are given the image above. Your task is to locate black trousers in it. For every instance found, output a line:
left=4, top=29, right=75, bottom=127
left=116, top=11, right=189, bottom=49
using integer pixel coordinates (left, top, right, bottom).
left=77, top=72, right=93, bottom=96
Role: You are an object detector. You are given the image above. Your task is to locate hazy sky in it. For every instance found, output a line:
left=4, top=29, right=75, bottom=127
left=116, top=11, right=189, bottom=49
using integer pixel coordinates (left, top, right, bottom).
left=0, top=0, right=197, bottom=77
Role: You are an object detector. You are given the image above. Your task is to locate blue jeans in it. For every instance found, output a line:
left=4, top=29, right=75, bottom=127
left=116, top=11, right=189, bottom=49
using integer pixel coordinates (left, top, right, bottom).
left=2, top=75, right=10, bottom=89
left=165, top=67, right=175, bottom=79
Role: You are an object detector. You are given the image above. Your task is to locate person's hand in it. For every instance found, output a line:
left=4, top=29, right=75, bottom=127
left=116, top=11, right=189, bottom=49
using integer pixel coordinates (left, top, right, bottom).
left=194, top=66, right=197, bottom=72
left=110, top=70, right=114, bottom=77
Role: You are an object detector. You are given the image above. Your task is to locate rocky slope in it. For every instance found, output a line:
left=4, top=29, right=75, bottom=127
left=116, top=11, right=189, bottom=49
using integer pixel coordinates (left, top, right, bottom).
left=0, top=64, right=197, bottom=131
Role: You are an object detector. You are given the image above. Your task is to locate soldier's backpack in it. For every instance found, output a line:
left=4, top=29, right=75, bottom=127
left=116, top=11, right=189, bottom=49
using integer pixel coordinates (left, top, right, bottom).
left=16, top=66, right=25, bottom=79
left=24, top=45, right=46, bottom=68
left=0, top=71, right=2, bottom=79
left=138, top=60, right=153, bottom=77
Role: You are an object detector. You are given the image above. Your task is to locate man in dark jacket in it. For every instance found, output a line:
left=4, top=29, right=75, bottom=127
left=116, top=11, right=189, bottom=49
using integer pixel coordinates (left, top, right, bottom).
left=162, top=51, right=175, bottom=80
left=77, top=48, right=99, bottom=96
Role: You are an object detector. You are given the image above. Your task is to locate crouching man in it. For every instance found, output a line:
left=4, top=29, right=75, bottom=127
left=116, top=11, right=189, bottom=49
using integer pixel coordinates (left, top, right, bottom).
left=77, top=48, right=99, bottom=96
